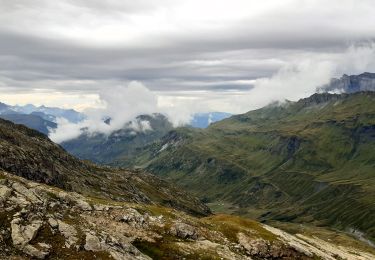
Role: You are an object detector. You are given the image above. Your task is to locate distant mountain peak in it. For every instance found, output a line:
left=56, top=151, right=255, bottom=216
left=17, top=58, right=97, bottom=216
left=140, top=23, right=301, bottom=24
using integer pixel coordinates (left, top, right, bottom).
left=318, top=72, right=375, bottom=93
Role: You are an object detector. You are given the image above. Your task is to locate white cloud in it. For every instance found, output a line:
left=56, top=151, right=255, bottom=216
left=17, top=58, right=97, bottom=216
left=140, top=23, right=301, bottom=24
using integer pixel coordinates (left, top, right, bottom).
left=49, top=81, right=159, bottom=142
left=49, top=81, right=197, bottom=142
left=48, top=117, right=84, bottom=143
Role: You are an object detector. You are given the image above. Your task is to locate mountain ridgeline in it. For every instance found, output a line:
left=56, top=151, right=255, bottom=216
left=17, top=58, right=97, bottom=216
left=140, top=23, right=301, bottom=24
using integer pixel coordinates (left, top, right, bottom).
left=1, top=91, right=375, bottom=258
left=319, top=72, right=375, bottom=93
left=114, top=92, right=375, bottom=242
left=0, top=102, right=83, bottom=135
left=62, top=114, right=174, bottom=166
left=0, top=117, right=210, bottom=216
left=3, top=102, right=373, bottom=259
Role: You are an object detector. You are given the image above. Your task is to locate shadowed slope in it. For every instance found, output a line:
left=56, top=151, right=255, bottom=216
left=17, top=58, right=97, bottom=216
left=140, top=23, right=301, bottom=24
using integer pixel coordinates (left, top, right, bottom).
left=0, top=118, right=210, bottom=216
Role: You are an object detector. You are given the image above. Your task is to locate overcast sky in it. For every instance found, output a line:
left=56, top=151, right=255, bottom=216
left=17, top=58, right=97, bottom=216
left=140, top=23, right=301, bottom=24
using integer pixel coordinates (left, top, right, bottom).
left=1, top=0, right=375, bottom=116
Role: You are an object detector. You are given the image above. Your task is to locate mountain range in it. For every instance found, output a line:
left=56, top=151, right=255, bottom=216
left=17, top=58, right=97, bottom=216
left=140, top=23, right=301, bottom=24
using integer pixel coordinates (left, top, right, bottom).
left=0, top=73, right=375, bottom=258
left=88, top=91, right=375, bottom=245
left=0, top=101, right=230, bottom=139
left=65, top=89, right=375, bottom=244
left=62, top=114, right=174, bottom=165
left=58, top=73, right=375, bottom=245
left=0, top=102, right=83, bottom=135
left=2, top=109, right=372, bottom=259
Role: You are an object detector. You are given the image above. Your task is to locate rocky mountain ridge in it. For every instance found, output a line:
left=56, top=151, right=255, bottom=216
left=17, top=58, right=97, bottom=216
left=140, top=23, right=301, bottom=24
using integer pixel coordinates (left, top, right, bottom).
left=319, top=72, right=375, bottom=93
left=61, top=114, right=174, bottom=166
left=1, top=171, right=374, bottom=259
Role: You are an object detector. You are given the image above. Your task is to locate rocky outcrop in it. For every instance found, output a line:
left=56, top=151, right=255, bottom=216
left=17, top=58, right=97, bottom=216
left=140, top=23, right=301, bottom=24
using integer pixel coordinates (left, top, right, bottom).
left=0, top=184, right=12, bottom=203
left=237, top=232, right=294, bottom=258
left=319, top=72, right=375, bottom=93
left=57, top=191, right=92, bottom=211
left=84, top=232, right=151, bottom=260
left=0, top=172, right=154, bottom=259
left=170, top=222, right=199, bottom=240
left=116, top=208, right=148, bottom=228
left=10, top=215, right=49, bottom=258
left=57, top=220, right=78, bottom=248
left=0, top=171, right=374, bottom=259
left=84, top=232, right=101, bottom=251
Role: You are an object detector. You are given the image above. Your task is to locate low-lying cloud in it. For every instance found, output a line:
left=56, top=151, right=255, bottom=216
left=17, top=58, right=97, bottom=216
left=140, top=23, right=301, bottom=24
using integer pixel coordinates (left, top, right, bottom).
left=50, top=82, right=153, bottom=142
left=48, top=43, right=375, bottom=143
left=49, top=81, right=198, bottom=143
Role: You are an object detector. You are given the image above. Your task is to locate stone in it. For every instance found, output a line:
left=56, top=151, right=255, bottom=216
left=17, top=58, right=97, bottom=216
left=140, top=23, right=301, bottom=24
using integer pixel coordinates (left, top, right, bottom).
left=109, top=250, right=151, bottom=260
left=10, top=216, right=47, bottom=258
left=0, top=184, right=12, bottom=202
left=48, top=218, right=58, bottom=229
left=237, top=233, right=270, bottom=257
left=84, top=233, right=102, bottom=251
left=117, top=208, right=147, bottom=228
left=75, top=199, right=92, bottom=211
left=58, top=191, right=92, bottom=211
left=108, top=244, right=152, bottom=260
left=23, top=244, right=50, bottom=259
left=11, top=218, right=43, bottom=247
left=170, top=222, right=198, bottom=240
left=12, top=182, right=40, bottom=203
left=8, top=193, right=31, bottom=207
left=57, top=220, right=78, bottom=248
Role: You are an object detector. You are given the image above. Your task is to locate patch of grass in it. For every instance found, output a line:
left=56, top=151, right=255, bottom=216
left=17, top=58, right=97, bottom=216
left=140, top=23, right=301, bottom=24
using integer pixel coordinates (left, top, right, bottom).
left=203, top=214, right=278, bottom=242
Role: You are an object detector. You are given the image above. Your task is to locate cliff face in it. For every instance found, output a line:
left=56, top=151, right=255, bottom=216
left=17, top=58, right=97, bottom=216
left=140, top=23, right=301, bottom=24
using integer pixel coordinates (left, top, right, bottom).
left=319, top=72, right=375, bottom=93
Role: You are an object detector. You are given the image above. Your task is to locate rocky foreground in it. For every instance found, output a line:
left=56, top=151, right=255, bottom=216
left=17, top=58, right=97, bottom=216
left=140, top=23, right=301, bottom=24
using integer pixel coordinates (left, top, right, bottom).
left=1, top=171, right=374, bottom=260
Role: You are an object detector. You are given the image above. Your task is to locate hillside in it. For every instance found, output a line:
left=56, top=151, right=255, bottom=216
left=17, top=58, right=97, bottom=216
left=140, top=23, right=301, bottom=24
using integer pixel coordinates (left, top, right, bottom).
left=1, top=105, right=373, bottom=259
left=0, top=117, right=209, bottom=217
left=1, top=172, right=375, bottom=259
left=61, top=114, right=174, bottom=166
left=61, top=112, right=234, bottom=166
left=123, top=92, right=375, bottom=243
left=0, top=113, right=57, bottom=135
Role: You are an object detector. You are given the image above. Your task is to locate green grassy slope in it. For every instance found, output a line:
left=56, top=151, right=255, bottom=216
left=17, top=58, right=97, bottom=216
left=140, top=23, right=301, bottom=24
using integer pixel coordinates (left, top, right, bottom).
left=126, top=92, right=375, bottom=241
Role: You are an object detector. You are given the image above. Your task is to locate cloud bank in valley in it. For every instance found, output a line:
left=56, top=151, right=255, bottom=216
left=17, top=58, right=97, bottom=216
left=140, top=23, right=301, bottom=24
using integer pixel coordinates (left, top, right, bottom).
left=49, top=81, right=198, bottom=143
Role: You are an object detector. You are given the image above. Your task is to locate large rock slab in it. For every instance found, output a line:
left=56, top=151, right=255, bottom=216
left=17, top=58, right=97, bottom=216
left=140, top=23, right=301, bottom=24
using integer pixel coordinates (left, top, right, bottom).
left=170, top=222, right=199, bottom=240
left=57, top=220, right=78, bottom=248
left=12, top=182, right=40, bottom=203
left=84, top=233, right=102, bottom=252
left=0, top=184, right=12, bottom=202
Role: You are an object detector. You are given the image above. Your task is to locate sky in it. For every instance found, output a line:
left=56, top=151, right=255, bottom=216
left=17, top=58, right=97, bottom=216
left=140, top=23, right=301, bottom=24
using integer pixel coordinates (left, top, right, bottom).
left=1, top=0, right=375, bottom=141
